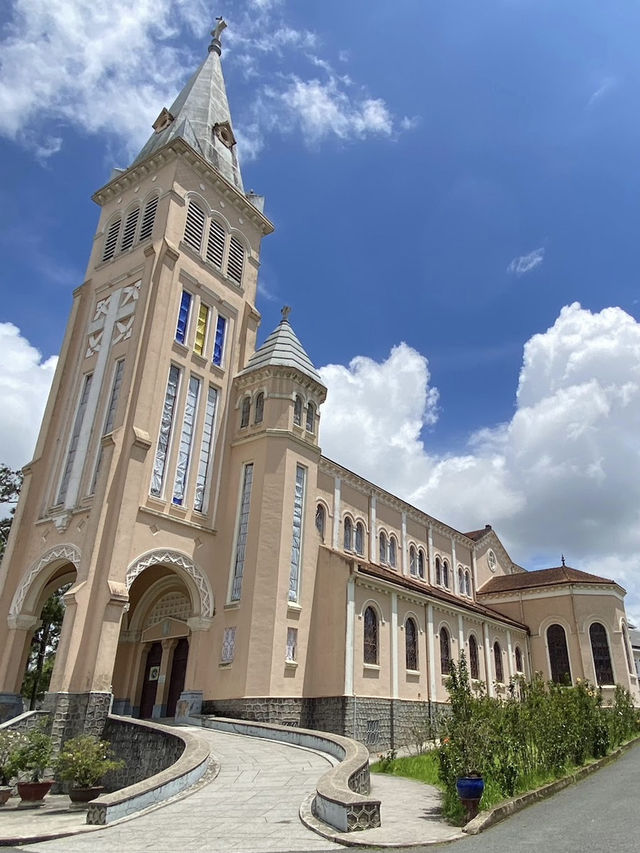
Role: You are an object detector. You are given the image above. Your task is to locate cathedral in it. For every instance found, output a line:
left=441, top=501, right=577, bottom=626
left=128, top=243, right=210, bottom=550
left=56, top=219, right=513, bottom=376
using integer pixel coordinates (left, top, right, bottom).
left=0, top=23, right=637, bottom=749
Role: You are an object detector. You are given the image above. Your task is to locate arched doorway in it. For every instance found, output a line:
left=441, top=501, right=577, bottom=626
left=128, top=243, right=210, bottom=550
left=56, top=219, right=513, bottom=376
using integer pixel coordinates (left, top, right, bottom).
left=139, top=642, right=162, bottom=719
left=166, top=638, right=189, bottom=717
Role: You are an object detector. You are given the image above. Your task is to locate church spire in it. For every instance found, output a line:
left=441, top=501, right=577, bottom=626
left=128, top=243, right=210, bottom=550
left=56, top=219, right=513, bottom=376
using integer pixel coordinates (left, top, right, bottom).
left=132, top=17, right=244, bottom=191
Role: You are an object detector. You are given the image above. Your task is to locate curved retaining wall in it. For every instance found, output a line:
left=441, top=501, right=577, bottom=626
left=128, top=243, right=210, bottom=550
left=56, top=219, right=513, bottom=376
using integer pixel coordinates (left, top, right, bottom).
left=198, top=716, right=381, bottom=832
left=86, top=715, right=210, bottom=825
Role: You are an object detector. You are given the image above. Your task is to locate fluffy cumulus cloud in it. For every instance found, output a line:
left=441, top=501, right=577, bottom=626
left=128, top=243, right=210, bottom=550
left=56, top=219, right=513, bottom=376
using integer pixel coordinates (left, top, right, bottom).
left=507, top=247, right=545, bottom=276
left=0, top=323, right=57, bottom=469
left=0, top=0, right=406, bottom=160
left=319, top=303, right=640, bottom=622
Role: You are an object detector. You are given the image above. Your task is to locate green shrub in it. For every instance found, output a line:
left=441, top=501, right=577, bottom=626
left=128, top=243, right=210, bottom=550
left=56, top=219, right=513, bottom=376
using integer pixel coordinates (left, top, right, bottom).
left=54, top=735, right=124, bottom=788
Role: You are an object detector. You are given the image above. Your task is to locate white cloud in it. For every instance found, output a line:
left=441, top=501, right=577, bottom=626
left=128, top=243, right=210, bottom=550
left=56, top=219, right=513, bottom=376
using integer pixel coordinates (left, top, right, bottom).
left=0, top=323, right=57, bottom=470
left=507, top=247, right=545, bottom=276
left=587, top=75, right=618, bottom=109
left=319, top=303, right=640, bottom=623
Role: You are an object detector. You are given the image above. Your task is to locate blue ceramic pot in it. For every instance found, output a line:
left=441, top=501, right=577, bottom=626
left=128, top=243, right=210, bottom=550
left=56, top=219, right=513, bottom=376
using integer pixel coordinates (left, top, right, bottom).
left=456, top=776, right=485, bottom=801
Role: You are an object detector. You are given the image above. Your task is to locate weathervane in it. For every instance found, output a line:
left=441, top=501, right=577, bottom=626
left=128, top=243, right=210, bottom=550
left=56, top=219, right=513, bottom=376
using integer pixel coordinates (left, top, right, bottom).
left=281, top=305, right=291, bottom=322
left=209, top=16, right=227, bottom=54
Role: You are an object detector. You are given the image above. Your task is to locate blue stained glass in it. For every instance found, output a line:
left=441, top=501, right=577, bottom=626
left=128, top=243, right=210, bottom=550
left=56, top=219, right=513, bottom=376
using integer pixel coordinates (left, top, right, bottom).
left=213, top=315, right=227, bottom=366
left=175, top=291, right=192, bottom=344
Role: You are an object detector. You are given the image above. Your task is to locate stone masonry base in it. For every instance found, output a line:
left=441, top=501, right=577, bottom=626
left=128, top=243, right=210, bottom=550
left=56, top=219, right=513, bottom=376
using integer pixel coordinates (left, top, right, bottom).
left=43, top=691, right=112, bottom=748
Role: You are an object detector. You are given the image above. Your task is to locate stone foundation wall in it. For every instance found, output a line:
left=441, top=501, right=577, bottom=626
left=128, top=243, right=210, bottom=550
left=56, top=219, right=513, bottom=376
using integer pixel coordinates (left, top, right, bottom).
left=44, top=691, right=112, bottom=747
left=101, top=717, right=186, bottom=792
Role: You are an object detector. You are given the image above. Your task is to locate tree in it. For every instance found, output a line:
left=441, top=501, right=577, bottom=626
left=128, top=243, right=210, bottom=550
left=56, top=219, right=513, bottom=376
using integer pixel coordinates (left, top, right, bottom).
left=0, top=463, right=23, bottom=561
left=21, top=586, right=69, bottom=710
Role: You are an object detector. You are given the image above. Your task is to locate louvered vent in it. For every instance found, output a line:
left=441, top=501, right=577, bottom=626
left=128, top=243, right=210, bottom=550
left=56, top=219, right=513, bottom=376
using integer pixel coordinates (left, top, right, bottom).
left=102, top=218, right=121, bottom=261
left=121, top=207, right=140, bottom=251
left=227, top=236, right=244, bottom=284
left=139, top=195, right=158, bottom=241
left=206, top=220, right=225, bottom=268
left=184, top=201, right=205, bottom=251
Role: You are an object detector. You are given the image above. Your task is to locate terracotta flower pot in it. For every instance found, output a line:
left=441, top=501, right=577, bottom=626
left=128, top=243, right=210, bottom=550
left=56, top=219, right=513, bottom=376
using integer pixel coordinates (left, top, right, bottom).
left=69, top=785, right=104, bottom=804
left=0, top=786, right=12, bottom=806
left=17, top=780, right=53, bottom=804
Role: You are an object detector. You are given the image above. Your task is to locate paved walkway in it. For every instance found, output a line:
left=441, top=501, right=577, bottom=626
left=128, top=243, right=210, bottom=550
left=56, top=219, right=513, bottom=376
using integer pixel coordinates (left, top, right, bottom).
left=4, top=725, right=461, bottom=851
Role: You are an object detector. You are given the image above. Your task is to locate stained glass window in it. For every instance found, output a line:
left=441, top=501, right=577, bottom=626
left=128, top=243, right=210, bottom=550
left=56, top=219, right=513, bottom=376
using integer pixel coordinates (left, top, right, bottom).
left=343, top=517, right=353, bottom=551
left=221, top=627, right=236, bottom=662
left=194, top=386, right=218, bottom=512
left=194, top=304, right=209, bottom=356
left=547, top=623, right=571, bottom=684
left=57, top=373, right=93, bottom=505
left=306, top=402, right=315, bottom=432
left=379, top=532, right=387, bottom=564
left=173, top=375, right=200, bottom=505
left=418, top=549, right=425, bottom=579
left=175, top=291, right=192, bottom=344
left=405, top=618, right=418, bottom=670
left=293, top=395, right=303, bottom=426
left=230, top=464, right=253, bottom=601
left=288, top=465, right=306, bottom=602
left=458, top=566, right=464, bottom=593
left=389, top=536, right=397, bottom=568
left=590, top=622, right=614, bottom=685
left=286, top=627, right=298, bottom=662
left=212, top=315, right=227, bottom=366
left=440, top=627, right=451, bottom=676
left=364, top=606, right=378, bottom=665
left=254, top=392, right=264, bottom=424
left=465, top=571, right=472, bottom=597
left=151, top=365, right=180, bottom=497
left=469, top=634, right=479, bottom=679
left=435, top=556, right=442, bottom=585
left=409, top=546, right=417, bottom=576
left=355, top=521, right=364, bottom=556
left=240, top=396, right=250, bottom=428
left=494, top=642, right=504, bottom=683
left=315, top=504, right=325, bottom=540
left=442, top=560, right=449, bottom=589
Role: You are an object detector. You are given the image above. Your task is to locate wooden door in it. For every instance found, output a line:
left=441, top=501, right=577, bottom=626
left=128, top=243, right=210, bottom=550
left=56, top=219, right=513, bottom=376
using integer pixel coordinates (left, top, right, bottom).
left=166, top=638, right=189, bottom=717
left=139, top=642, right=162, bottom=718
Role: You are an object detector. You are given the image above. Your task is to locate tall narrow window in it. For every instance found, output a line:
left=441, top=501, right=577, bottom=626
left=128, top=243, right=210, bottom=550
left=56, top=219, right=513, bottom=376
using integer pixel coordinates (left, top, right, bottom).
left=440, top=627, right=451, bottom=676
left=315, top=504, right=325, bottom=540
left=494, top=642, right=504, bottom=683
left=184, top=199, right=205, bottom=251
left=590, top=622, right=614, bottom=685
left=379, top=532, right=387, bottom=564
left=120, top=206, right=140, bottom=251
left=173, top=375, right=200, bottom=505
left=226, top=235, right=244, bottom=284
left=515, top=646, right=523, bottom=673
left=212, top=315, right=227, bottom=366
left=409, top=545, right=417, bottom=576
left=206, top=219, right=225, bottom=268
left=355, top=521, right=365, bottom=556
left=194, top=304, right=209, bottom=356
left=306, top=402, right=315, bottom=432
left=364, top=606, right=378, bottom=665
left=102, top=217, right=121, bottom=261
left=418, top=549, right=425, bottom=579
left=442, top=560, right=450, bottom=589
left=194, top=386, right=218, bottom=512
left=175, top=291, right=192, bottom=344
left=286, top=627, right=298, bottom=662
left=289, top=465, right=306, bottom=602
left=293, top=395, right=303, bottom=426
left=240, top=396, right=250, bottom=428
left=465, top=571, right=472, bottom=597
left=151, top=365, right=180, bottom=497
left=221, top=627, right=236, bottom=663
left=57, top=373, right=93, bottom=505
left=139, top=195, right=158, bottom=241
left=254, top=392, right=264, bottom=424
left=406, top=617, right=418, bottom=670
left=622, top=624, right=634, bottom=675
left=469, top=634, right=479, bottom=679
left=458, top=566, right=464, bottom=593
left=90, top=359, right=125, bottom=494
left=343, top=517, right=353, bottom=551
left=547, top=623, right=571, bottom=684
left=435, top=556, right=442, bottom=585
left=389, top=535, right=397, bottom=568
left=230, top=463, right=253, bottom=601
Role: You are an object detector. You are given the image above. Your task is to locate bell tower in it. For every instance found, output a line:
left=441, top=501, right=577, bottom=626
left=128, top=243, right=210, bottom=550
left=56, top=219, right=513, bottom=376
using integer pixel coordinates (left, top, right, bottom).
left=0, top=20, right=274, bottom=732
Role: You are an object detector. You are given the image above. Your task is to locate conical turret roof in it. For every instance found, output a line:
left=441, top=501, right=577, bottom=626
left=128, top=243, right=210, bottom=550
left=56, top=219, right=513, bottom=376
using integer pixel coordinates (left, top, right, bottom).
left=132, top=21, right=243, bottom=191
left=240, top=309, right=324, bottom=385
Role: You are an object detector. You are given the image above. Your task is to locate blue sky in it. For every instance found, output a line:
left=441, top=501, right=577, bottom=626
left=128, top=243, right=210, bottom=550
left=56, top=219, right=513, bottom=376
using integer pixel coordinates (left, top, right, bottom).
left=2, top=0, right=640, bottom=617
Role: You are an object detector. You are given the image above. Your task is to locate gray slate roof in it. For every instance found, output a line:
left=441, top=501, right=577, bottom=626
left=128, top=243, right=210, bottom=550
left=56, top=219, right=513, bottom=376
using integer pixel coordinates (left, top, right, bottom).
left=240, top=319, right=324, bottom=384
left=132, top=47, right=243, bottom=191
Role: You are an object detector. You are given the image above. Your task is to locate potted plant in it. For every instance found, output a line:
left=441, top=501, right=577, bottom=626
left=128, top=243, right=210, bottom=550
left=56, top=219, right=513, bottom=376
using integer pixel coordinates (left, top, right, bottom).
left=54, top=735, right=124, bottom=804
left=0, top=729, right=26, bottom=805
left=12, top=726, right=54, bottom=805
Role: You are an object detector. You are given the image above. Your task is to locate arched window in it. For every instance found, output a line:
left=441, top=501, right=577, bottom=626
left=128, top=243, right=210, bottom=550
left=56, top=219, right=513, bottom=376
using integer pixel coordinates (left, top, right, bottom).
left=343, top=516, right=353, bottom=551
left=515, top=646, right=523, bottom=673
left=364, top=606, right=378, bottom=665
left=389, top=535, right=397, bottom=568
left=435, top=556, right=442, bottom=585
left=139, top=194, right=159, bottom=242
left=493, top=641, right=504, bottom=683
left=254, top=392, right=264, bottom=424
left=240, top=396, right=251, bottom=428
left=184, top=199, right=206, bottom=251
left=379, top=531, right=388, bottom=564
left=102, top=216, right=121, bottom=261
left=355, top=521, right=365, bottom=556
left=547, top=623, right=571, bottom=684
left=440, top=627, right=451, bottom=676
left=590, top=622, right=614, bottom=685
left=622, top=624, right=634, bottom=675
left=442, top=560, right=449, bottom=589
left=409, top=545, right=417, bottom=576
left=293, top=395, right=303, bottom=427
left=226, top=235, right=245, bottom=284
left=465, top=571, right=472, bottom=597
left=121, top=205, right=140, bottom=251
left=406, top=617, right=418, bottom=670
left=206, top=219, right=225, bottom=268
left=469, top=634, right=479, bottom=680
left=315, top=504, right=325, bottom=540
left=306, top=402, right=315, bottom=433
left=418, top=549, right=425, bottom=579
left=458, top=566, right=464, bottom=593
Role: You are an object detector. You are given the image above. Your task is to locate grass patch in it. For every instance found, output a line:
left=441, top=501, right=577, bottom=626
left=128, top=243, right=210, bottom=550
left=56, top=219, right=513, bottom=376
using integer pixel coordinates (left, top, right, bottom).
left=371, top=751, right=441, bottom=787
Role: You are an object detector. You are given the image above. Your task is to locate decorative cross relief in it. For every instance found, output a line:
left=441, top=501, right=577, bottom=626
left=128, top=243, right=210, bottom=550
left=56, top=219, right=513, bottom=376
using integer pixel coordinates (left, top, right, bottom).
left=85, top=281, right=140, bottom=357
